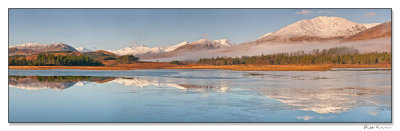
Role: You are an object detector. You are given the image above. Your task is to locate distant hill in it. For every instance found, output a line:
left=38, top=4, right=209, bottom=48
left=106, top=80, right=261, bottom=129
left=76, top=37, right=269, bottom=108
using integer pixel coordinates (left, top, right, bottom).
left=8, top=48, right=40, bottom=56
left=83, top=50, right=118, bottom=61
left=9, top=43, right=77, bottom=56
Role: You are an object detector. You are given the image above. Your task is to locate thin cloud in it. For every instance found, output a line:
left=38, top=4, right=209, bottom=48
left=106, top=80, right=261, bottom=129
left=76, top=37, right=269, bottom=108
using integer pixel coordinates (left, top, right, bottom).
left=365, top=12, right=377, bottom=18
left=296, top=115, right=314, bottom=120
left=295, top=10, right=312, bottom=15
left=317, top=10, right=334, bottom=14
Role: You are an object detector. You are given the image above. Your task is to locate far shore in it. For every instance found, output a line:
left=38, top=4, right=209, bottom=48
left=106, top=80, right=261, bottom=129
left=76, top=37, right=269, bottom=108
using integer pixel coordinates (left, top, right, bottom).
left=8, top=63, right=391, bottom=71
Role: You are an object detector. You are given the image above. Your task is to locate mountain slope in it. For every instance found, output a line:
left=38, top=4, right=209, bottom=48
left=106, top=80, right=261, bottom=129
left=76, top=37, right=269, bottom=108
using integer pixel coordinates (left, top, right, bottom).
left=76, top=47, right=92, bottom=52
left=111, top=41, right=189, bottom=56
left=9, top=43, right=78, bottom=56
left=156, top=39, right=235, bottom=58
left=8, top=48, right=39, bottom=56
left=112, top=46, right=162, bottom=56
left=111, top=39, right=234, bottom=59
left=258, top=33, right=272, bottom=40
left=255, top=16, right=369, bottom=43
left=182, top=39, right=234, bottom=49
left=345, top=21, right=391, bottom=41
left=83, top=50, right=118, bottom=60
left=163, top=41, right=189, bottom=52
left=362, top=23, right=381, bottom=29
left=10, top=43, right=77, bottom=52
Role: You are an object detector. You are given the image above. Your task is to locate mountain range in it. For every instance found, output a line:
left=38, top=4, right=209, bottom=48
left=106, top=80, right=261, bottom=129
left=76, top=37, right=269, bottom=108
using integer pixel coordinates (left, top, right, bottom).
left=109, top=39, right=235, bottom=58
left=9, top=16, right=391, bottom=61
left=110, top=41, right=189, bottom=57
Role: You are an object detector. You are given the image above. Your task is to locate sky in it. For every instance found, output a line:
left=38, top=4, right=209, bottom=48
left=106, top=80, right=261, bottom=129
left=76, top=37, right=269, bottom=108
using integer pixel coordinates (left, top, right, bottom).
left=9, top=9, right=391, bottom=50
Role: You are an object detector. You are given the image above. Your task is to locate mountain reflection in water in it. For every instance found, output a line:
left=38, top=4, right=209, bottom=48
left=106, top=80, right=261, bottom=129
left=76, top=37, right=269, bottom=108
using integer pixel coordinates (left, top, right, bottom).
left=9, top=73, right=390, bottom=114
left=258, top=86, right=391, bottom=114
left=8, top=69, right=391, bottom=122
left=8, top=75, right=232, bottom=93
left=108, top=77, right=232, bottom=93
left=8, top=75, right=116, bottom=90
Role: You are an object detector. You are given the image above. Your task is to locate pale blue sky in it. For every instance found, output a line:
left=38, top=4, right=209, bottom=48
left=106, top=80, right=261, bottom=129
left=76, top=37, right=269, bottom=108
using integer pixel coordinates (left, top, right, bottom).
left=9, top=9, right=391, bottom=50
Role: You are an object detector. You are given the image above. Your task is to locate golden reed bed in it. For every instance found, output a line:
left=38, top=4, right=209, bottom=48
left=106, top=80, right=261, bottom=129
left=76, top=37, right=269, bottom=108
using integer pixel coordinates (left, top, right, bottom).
left=8, top=63, right=391, bottom=71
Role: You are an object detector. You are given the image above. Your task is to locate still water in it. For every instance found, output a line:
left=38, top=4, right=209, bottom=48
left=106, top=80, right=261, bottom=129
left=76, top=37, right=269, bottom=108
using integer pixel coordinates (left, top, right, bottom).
left=9, top=69, right=391, bottom=122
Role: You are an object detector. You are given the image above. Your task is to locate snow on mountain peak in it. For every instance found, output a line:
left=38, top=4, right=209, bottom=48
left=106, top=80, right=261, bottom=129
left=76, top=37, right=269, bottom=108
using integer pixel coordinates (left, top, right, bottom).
left=258, top=16, right=369, bottom=42
left=312, top=16, right=346, bottom=21
left=191, top=39, right=211, bottom=45
left=163, top=41, right=189, bottom=52
left=76, top=47, right=92, bottom=52
left=190, top=39, right=235, bottom=47
left=362, top=23, right=381, bottom=29
left=189, top=39, right=211, bottom=46
left=111, top=39, right=234, bottom=56
left=213, top=39, right=235, bottom=46
left=258, top=33, right=272, bottom=39
left=9, top=42, right=77, bottom=52
left=111, top=41, right=191, bottom=56
left=112, top=46, right=162, bottom=56
left=10, top=43, right=47, bottom=48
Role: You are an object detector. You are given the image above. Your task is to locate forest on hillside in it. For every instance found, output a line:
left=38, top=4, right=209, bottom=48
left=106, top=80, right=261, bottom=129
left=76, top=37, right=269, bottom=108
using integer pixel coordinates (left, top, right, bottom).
left=196, top=47, right=391, bottom=65
left=9, top=47, right=392, bottom=66
left=9, top=53, right=104, bottom=66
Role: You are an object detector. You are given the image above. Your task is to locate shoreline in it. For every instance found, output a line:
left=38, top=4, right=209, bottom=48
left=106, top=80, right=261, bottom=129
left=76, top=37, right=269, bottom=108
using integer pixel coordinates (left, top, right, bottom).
left=8, top=64, right=391, bottom=71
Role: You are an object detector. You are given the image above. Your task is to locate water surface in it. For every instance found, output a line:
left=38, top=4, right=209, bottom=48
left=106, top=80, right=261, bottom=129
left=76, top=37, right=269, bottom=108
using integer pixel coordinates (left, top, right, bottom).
left=9, top=69, right=391, bottom=122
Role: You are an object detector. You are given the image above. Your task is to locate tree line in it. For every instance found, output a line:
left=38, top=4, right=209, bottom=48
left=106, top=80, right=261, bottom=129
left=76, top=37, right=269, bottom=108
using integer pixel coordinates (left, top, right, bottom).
left=9, top=53, right=104, bottom=66
left=115, top=55, right=140, bottom=64
left=169, top=60, right=190, bottom=65
left=197, top=47, right=391, bottom=65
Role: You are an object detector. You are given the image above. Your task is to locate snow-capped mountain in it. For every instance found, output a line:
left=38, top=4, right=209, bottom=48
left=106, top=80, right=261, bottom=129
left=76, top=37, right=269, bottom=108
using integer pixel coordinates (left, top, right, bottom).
left=111, top=41, right=189, bottom=56
left=256, top=16, right=374, bottom=43
left=112, top=46, right=162, bottom=56
left=192, top=39, right=235, bottom=48
left=111, top=39, right=234, bottom=57
left=76, top=47, right=92, bottom=52
left=151, top=39, right=235, bottom=59
left=9, top=43, right=47, bottom=50
left=9, top=43, right=77, bottom=52
left=9, top=43, right=78, bottom=56
left=166, top=39, right=235, bottom=53
left=110, top=39, right=235, bottom=59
